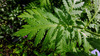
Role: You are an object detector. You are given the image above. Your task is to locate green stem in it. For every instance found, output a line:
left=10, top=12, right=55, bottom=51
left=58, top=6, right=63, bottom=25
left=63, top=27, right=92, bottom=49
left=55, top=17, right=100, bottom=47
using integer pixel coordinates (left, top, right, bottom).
left=85, top=5, right=100, bottom=29
left=72, top=25, right=100, bottom=36
left=86, top=11, right=98, bottom=27
left=85, top=29, right=100, bottom=36
left=61, top=24, right=100, bottom=36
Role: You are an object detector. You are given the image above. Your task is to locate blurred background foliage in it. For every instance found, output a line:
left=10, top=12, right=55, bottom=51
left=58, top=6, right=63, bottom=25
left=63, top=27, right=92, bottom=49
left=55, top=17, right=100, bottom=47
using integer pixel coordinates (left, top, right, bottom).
left=0, top=0, right=33, bottom=55
left=0, top=0, right=23, bottom=41
left=0, top=0, right=100, bottom=56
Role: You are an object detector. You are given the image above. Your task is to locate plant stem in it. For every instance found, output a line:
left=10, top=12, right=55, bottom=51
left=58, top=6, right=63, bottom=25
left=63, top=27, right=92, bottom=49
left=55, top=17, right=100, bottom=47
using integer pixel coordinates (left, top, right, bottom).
left=60, top=24, right=100, bottom=36
left=72, top=25, right=100, bottom=36
left=85, top=5, right=100, bottom=29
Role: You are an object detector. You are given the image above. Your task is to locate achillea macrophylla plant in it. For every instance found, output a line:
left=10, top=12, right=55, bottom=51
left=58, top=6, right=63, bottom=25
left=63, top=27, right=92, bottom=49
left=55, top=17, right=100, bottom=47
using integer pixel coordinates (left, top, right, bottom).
left=14, top=0, right=100, bottom=55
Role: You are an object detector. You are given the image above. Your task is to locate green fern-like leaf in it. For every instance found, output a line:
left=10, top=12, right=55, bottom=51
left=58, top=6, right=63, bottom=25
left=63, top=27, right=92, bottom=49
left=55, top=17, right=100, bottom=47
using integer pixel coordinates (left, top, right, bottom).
left=94, top=0, right=100, bottom=12
left=85, top=8, right=91, bottom=20
left=40, top=0, right=51, bottom=8
left=77, top=29, right=82, bottom=47
left=62, top=0, right=84, bottom=22
left=83, top=35, right=90, bottom=53
left=74, top=2, right=84, bottom=8
left=70, top=10, right=82, bottom=15
left=14, top=0, right=100, bottom=55
left=95, top=14, right=100, bottom=19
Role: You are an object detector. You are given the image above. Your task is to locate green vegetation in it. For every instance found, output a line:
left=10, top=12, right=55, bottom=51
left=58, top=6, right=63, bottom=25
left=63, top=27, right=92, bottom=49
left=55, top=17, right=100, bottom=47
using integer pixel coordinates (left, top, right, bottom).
left=0, top=0, right=100, bottom=56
